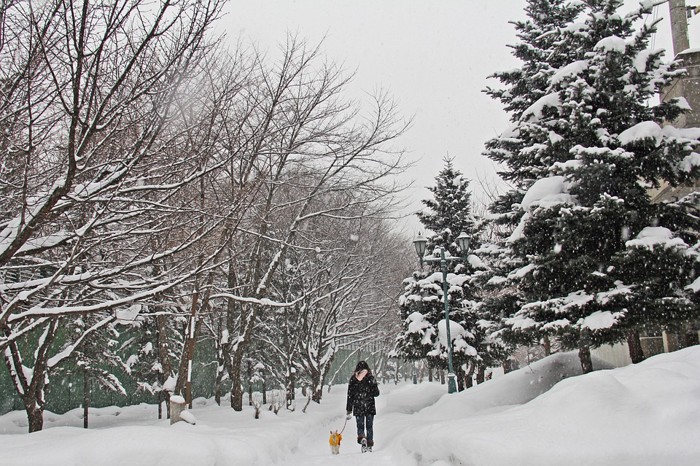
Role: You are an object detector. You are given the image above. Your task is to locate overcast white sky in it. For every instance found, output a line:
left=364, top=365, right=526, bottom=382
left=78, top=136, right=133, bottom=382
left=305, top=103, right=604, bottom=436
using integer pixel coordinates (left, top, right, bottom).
left=221, top=0, right=697, bottom=234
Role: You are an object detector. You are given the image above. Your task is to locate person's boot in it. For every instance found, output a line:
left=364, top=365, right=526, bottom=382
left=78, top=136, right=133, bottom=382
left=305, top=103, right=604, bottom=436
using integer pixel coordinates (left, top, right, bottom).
left=367, top=439, right=374, bottom=451
left=357, top=435, right=365, bottom=444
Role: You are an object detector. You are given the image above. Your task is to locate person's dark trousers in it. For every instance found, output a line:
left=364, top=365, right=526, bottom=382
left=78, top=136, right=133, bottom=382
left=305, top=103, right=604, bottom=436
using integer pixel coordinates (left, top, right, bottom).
left=355, top=414, right=374, bottom=444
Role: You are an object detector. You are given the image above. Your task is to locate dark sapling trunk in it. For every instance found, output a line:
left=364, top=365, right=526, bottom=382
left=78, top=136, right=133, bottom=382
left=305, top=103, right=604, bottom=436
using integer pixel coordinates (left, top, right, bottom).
left=83, top=369, right=90, bottom=429
left=626, top=329, right=645, bottom=364
left=578, top=329, right=593, bottom=374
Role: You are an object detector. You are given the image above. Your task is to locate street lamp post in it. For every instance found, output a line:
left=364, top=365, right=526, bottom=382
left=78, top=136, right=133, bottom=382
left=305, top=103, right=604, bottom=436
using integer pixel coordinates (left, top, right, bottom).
left=413, top=232, right=470, bottom=394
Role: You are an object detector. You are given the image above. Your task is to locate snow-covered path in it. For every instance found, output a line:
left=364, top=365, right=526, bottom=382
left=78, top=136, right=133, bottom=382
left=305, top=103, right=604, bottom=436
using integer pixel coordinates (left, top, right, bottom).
left=284, top=382, right=446, bottom=465
left=1, top=348, right=699, bottom=465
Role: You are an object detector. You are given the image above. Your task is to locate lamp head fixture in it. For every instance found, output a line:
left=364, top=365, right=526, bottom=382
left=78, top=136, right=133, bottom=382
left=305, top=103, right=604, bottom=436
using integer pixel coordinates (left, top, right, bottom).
left=413, top=233, right=428, bottom=259
left=456, top=231, right=470, bottom=254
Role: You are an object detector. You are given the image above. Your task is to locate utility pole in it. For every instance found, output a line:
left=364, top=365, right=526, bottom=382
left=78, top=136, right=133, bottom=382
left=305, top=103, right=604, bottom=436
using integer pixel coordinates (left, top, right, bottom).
left=663, top=1, right=700, bottom=351
left=669, top=0, right=690, bottom=56
left=662, top=0, right=699, bottom=129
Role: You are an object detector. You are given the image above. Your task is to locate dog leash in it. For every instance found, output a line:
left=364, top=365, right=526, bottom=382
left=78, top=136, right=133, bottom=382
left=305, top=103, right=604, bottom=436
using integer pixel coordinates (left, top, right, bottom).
left=339, top=416, right=349, bottom=434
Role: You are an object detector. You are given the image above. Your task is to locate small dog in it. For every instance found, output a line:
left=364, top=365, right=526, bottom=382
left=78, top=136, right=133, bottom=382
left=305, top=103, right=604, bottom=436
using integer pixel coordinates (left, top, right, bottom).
left=329, top=430, right=342, bottom=455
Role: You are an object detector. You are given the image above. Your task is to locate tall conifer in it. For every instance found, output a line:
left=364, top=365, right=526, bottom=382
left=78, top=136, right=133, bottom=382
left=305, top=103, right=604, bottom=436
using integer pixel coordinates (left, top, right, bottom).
left=394, top=159, right=501, bottom=389
left=485, top=0, right=700, bottom=371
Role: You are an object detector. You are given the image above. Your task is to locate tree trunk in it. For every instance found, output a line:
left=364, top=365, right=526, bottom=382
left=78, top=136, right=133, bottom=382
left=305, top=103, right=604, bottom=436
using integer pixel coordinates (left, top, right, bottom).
left=215, top=383, right=222, bottom=406
left=626, top=329, right=645, bottom=363
left=262, top=379, right=267, bottom=405
left=157, top=391, right=164, bottom=419
left=26, top=404, right=44, bottom=433
left=310, top=369, right=323, bottom=403
left=155, top=314, right=172, bottom=420
left=214, top=315, right=227, bottom=407
left=681, top=322, right=699, bottom=348
left=175, top=292, right=200, bottom=405
left=229, top=352, right=244, bottom=411
left=543, top=335, right=551, bottom=356
left=578, top=330, right=593, bottom=374
left=83, top=370, right=90, bottom=429
left=463, top=363, right=474, bottom=390
left=286, top=368, right=296, bottom=409
left=312, top=386, right=323, bottom=403
left=503, top=359, right=513, bottom=374
left=4, top=319, right=58, bottom=433
left=455, top=364, right=464, bottom=391
left=476, top=365, right=485, bottom=385
left=579, top=345, right=593, bottom=373
left=164, top=391, right=172, bottom=419
left=247, top=359, right=253, bottom=406
left=228, top=300, right=259, bottom=411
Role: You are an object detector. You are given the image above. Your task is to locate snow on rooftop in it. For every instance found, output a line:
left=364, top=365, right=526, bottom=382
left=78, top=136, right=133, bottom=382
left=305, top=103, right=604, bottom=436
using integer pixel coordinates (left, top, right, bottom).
left=672, top=96, right=691, bottom=111
left=619, top=121, right=700, bottom=146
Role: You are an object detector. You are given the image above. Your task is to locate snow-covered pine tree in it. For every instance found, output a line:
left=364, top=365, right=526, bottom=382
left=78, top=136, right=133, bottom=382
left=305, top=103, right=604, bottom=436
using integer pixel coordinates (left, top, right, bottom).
left=57, top=312, right=127, bottom=428
left=482, top=1, right=590, bottom=359
left=485, top=0, right=587, bottom=123
left=120, top=312, right=174, bottom=415
left=416, top=157, right=476, bottom=260
left=485, top=0, right=700, bottom=372
left=395, top=159, right=501, bottom=389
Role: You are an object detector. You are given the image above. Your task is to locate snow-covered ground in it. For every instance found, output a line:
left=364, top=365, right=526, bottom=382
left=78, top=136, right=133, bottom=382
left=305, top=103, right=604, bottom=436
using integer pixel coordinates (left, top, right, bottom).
left=1, top=346, right=698, bottom=465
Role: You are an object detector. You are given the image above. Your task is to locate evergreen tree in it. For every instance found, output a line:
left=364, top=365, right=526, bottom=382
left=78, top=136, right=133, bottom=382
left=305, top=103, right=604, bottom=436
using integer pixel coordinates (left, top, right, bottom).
left=417, top=157, right=476, bottom=260
left=56, top=312, right=126, bottom=428
left=395, top=159, right=504, bottom=389
left=484, top=0, right=700, bottom=371
left=482, top=1, right=590, bottom=358
left=121, top=314, right=167, bottom=404
left=485, top=0, right=586, bottom=123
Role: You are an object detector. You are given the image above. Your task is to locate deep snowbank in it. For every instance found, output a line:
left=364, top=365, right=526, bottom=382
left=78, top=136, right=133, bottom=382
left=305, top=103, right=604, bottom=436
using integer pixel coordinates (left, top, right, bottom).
left=0, top=346, right=698, bottom=465
left=417, top=351, right=613, bottom=421
left=400, top=346, right=700, bottom=466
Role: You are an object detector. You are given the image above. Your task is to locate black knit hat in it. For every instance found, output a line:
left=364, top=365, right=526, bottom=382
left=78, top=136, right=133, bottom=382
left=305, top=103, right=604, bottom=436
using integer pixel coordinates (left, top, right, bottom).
left=355, top=360, right=370, bottom=372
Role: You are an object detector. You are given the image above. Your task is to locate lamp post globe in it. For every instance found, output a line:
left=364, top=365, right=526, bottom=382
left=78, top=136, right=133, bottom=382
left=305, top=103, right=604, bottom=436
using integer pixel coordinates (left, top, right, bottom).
left=413, top=233, right=428, bottom=259
left=456, top=231, right=470, bottom=254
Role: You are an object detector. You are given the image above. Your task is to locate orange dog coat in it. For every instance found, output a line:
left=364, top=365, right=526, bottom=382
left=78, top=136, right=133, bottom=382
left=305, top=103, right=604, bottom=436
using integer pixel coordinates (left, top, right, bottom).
left=329, top=431, right=342, bottom=446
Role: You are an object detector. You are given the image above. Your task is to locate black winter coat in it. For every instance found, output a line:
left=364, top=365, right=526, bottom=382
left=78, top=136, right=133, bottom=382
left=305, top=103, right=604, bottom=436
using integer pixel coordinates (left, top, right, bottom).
left=346, top=372, right=380, bottom=416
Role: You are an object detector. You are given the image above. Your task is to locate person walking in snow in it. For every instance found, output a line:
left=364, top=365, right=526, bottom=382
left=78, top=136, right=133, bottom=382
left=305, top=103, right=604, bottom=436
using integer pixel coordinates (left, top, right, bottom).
left=346, top=360, right=380, bottom=450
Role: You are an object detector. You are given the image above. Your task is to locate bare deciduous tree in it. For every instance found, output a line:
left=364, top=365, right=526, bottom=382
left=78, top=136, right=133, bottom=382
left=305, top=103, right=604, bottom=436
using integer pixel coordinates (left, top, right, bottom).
left=0, top=0, right=226, bottom=432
